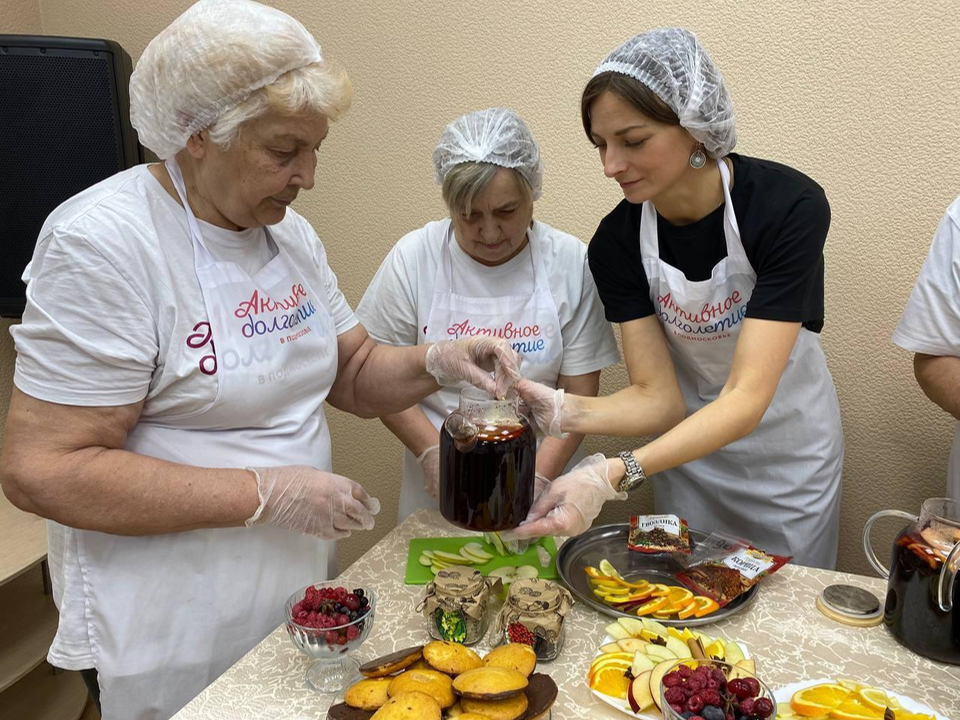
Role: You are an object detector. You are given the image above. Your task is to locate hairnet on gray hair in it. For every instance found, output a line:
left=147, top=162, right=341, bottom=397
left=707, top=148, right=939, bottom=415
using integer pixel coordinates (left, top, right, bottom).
left=130, top=0, right=325, bottom=159
left=593, top=28, right=736, bottom=158
left=433, top=108, right=543, bottom=201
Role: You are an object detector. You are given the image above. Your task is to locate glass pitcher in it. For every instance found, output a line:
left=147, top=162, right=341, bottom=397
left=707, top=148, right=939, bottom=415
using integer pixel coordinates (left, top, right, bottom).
left=440, top=387, right=536, bottom=532
left=863, top=497, right=960, bottom=665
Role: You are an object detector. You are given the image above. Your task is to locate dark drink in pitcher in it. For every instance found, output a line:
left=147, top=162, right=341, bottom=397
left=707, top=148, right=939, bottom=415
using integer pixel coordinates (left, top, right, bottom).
left=439, top=389, right=536, bottom=532
left=884, top=529, right=960, bottom=664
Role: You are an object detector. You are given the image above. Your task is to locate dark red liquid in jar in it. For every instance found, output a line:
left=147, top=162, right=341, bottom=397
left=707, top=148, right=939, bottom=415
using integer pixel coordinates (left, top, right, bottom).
left=883, top=531, right=960, bottom=665
left=439, top=420, right=535, bottom=532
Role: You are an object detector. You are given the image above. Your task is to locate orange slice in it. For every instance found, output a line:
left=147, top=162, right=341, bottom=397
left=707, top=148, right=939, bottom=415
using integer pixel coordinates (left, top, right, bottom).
left=585, top=566, right=613, bottom=580
left=619, top=578, right=652, bottom=590
left=668, top=587, right=694, bottom=604
left=829, top=699, right=884, bottom=720
left=855, top=688, right=892, bottom=713
left=635, top=596, right=670, bottom=616
left=650, top=584, right=672, bottom=597
left=588, top=665, right=631, bottom=699
left=693, top=596, right=720, bottom=618
left=678, top=598, right=700, bottom=620
left=791, top=684, right=853, bottom=716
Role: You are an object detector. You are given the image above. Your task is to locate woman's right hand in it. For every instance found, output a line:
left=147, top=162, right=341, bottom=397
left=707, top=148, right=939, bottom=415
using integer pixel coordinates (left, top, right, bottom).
left=515, top=378, right=565, bottom=437
left=245, top=465, right=381, bottom=539
left=425, top=337, right=521, bottom=398
left=501, top=454, right=626, bottom=539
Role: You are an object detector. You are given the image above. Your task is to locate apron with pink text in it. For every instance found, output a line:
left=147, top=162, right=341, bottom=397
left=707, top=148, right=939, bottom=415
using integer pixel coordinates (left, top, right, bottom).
left=398, top=221, right=567, bottom=520
left=75, top=158, right=340, bottom=719
left=644, top=159, right=844, bottom=569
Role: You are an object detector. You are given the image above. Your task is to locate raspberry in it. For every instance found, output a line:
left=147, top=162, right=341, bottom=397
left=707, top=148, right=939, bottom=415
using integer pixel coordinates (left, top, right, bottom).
left=678, top=665, right=694, bottom=679
left=688, top=678, right=705, bottom=692
left=334, top=613, right=350, bottom=626
left=324, top=630, right=337, bottom=645
left=706, top=678, right=721, bottom=691
left=711, top=669, right=726, bottom=685
left=740, top=698, right=756, bottom=716
left=665, top=687, right=687, bottom=705
left=663, top=672, right=683, bottom=688
left=701, top=690, right=722, bottom=707
left=686, top=695, right=705, bottom=713
left=689, top=716, right=705, bottom=720
left=671, top=704, right=685, bottom=715
left=753, top=698, right=774, bottom=719
left=346, top=625, right=359, bottom=641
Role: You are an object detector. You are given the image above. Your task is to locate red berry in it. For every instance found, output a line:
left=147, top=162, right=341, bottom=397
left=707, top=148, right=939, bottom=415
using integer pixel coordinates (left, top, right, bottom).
left=324, top=630, right=337, bottom=644
left=725, top=714, right=734, bottom=720
left=663, top=672, right=683, bottom=688
left=744, top=678, right=761, bottom=698
left=711, top=669, right=726, bottom=685
left=753, top=698, right=774, bottom=718
left=334, top=613, right=349, bottom=626
left=665, top=687, right=686, bottom=705
left=688, top=678, right=705, bottom=692
left=346, top=625, right=359, bottom=641
left=728, top=679, right=751, bottom=700
left=690, top=716, right=705, bottom=720
left=706, top=678, right=720, bottom=690
left=670, top=704, right=685, bottom=715
left=344, top=594, right=361, bottom=611
left=740, top=698, right=756, bottom=716
left=337, top=634, right=347, bottom=645
left=686, top=696, right=705, bottom=713
left=701, top=690, right=722, bottom=707
left=678, top=665, right=694, bottom=679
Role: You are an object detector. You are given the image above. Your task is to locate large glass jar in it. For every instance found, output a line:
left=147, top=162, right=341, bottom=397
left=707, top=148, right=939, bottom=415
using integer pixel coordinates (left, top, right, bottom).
left=440, top=387, right=536, bottom=532
left=493, top=578, right=573, bottom=661
left=863, top=497, right=960, bottom=665
left=418, top=567, right=492, bottom=646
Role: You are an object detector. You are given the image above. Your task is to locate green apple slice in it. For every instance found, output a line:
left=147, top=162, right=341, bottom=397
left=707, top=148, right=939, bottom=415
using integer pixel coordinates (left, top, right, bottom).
left=630, top=651, right=656, bottom=676
left=432, top=550, right=475, bottom=565
left=724, top=640, right=746, bottom=666
left=515, top=565, right=539, bottom=579
left=604, top=622, right=632, bottom=640
left=488, top=566, right=519, bottom=582
left=461, top=542, right=493, bottom=562
left=418, top=553, right=433, bottom=566
left=665, top=636, right=692, bottom=659
left=644, top=644, right=677, bottom=660
left=617, top=617, right=646, bottom=637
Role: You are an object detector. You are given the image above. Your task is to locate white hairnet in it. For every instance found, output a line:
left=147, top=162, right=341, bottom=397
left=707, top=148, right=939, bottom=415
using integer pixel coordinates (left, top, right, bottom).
left=593, top=28, right=736, bottom=158
left=433, top=108, right=543, bottom=201
left=130, top=0, right=322, bottom=159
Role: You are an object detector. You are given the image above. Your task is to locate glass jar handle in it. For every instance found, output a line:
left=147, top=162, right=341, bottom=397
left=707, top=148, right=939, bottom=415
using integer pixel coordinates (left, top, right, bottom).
left=937, top=539, right=960, bottom=612
left=862, top=509, right=917, bottom=579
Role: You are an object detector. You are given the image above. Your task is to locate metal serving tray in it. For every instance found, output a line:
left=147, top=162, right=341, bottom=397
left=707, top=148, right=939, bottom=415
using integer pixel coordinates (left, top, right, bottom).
left=556, top=523, right=758, bottom=626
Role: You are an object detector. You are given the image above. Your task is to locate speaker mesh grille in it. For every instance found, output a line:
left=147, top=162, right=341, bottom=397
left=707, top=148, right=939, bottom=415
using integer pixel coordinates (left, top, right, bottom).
left=0, top=50, right=125, bottom=313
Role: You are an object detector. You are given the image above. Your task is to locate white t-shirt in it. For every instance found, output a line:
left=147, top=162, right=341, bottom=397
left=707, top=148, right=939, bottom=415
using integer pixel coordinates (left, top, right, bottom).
left=11, top=164, right=357, bottom=668
left=356, top=218, right=620, bottom=377
left=892, top=195, right=960, bottom=503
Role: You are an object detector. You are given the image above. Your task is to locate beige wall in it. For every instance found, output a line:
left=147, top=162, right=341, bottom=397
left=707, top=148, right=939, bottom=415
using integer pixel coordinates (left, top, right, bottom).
left=4, top=0, right=960, bottom=575
left=0, top=0, right=41, bottom=34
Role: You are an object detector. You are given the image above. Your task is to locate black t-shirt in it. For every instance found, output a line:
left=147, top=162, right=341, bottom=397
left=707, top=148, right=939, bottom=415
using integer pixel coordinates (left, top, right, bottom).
left=587, top=154, right=830, bottom=333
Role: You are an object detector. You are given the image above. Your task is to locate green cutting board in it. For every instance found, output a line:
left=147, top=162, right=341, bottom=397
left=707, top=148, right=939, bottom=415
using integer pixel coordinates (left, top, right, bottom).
left=404, top=536, right=559, bottom=585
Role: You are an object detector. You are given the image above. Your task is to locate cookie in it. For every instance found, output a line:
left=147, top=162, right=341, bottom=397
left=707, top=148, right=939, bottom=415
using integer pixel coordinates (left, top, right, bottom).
left=423, top=641, right=483, bottom=676
left=407, top=658, right=433, bottom=672
left=521, top=673, right=558, bottom=720
left=387, top=668, right=456, bottom=709
left=459, top=693, right=529, bottom=720
left=456, top=715, right=497, bottom=720
left=360, top=646, right=425, bottom=678
left=327, top=702, right=375, bottom=720
left=371, top=691, right=441, bottom=720
left=345, top=678, right=393, bottom=710
left=446, top=701, right=463, bottom=717
left=452, top=666, right=528, bottom=700
left=482, top=643, right=537, bottom=677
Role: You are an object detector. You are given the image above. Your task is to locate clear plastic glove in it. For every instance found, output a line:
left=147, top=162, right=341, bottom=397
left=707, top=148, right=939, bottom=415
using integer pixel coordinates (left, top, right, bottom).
left=425, top=338, right=521, bottom=399
left=245, top=465, right=381, bottom=540
left=501, top=454, right=626, bottom=540
left=515, top=379, right=564, bottom=438
left=417, top=445, right=441, bottom=499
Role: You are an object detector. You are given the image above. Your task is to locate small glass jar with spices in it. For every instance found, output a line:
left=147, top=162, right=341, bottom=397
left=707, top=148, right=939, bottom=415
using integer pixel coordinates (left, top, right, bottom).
left=417, top=567, right=495, bottom=645
left=493, top=578, right=573, bottom=661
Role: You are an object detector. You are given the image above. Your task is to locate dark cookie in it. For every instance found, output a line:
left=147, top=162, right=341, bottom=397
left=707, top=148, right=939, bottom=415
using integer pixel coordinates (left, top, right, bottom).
left=328, top=701, right=375, bottom=720
left=359, top=646, right=425, bottom=678
left=521, top=673, right=558, bottom=720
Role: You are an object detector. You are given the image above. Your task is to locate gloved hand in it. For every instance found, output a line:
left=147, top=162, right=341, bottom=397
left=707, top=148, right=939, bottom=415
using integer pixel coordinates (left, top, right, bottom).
left=515, top=378, right=564, bottom=437
left=417, top=445, right=441, bottom=499
left=245, top=465, right=381, bottom=540
left=502, top=472, right=552, bottom=554
left=501, top=454, right=625, bottom=540
left=425, top=338, right=521, bottom=399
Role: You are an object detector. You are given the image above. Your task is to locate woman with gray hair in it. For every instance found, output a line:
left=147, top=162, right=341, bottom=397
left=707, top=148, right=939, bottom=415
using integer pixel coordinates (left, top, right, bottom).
left=510, top=28, right=844, bottom=569
left=0, top=2, right=517, bottom=717
left=357, top=108, right=619, bottom=521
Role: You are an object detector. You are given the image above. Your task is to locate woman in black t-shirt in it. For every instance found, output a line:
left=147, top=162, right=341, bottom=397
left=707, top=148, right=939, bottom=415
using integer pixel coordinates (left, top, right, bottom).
left=507, top=28, right=843, bottom=568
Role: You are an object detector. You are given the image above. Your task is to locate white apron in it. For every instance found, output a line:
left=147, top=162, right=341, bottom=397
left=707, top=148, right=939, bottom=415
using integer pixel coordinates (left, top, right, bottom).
left=645, top=160, right=844, bottom=569
left=398, top=223, right=569, bottom=520
left=76, top=158, right=340, bottom=719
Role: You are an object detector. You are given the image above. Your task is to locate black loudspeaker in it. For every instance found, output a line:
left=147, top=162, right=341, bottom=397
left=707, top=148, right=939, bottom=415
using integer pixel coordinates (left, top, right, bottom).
left=0, top=36, right=145, bottom=317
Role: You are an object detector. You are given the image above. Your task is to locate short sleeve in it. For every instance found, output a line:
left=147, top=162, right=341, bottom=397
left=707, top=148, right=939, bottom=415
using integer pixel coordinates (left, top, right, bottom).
left=744, top=188, right=828, bottom=327
left=587, top=203, right=655, bottom=323
left=355, top=237, right=420, bottom=347
left=893, top=203, right=960, bottom=356
left=312, top=236, right=358, bottom=335
left=558, top=253, right=620, bottom=375
left=12, top=228, right=159, bottom=406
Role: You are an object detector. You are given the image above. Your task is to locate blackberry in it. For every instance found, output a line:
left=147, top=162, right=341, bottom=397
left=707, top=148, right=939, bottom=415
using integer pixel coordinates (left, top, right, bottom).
left=353, top=588, right=364, bottom=597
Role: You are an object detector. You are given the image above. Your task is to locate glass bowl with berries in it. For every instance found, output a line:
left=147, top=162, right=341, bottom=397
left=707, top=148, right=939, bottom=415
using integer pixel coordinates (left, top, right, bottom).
left=284, top=583, right=376, bottom=692
left=657, top=660, right=775, bottom=720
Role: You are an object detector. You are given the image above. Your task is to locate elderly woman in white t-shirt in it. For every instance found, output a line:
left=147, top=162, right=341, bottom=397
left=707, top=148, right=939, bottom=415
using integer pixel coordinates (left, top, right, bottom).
left=0, top=3, right=518, bottom=718
left=357, top=108, right=620, bottom=521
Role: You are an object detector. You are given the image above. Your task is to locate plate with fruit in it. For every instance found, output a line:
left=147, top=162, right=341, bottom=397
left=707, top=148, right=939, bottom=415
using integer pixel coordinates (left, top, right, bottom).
left=556, top=524, right=757, bottom=625
left=773, top=679, right=946, bottom=720
left=587, top=616, right=756, bottom=719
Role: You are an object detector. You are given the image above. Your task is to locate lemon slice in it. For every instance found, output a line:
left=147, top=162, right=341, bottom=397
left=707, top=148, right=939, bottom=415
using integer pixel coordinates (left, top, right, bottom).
left=856, top=687, right=892, bottom=712
left=598, top=559, right=624, bottom=580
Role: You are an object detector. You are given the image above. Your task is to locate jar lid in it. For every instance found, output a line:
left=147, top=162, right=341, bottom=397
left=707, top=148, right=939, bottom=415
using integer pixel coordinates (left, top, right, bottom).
left=508, top=578, right=572, bottom=614
left=816, top=584, right=883, bottom=627
left=435, top=567, right=485, bottom=596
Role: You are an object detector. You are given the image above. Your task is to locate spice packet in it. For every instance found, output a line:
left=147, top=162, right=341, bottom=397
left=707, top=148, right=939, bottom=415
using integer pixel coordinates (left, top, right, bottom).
left=628, top=514, right=691, bottom=554
left=676, top=531, right=791, bottom=607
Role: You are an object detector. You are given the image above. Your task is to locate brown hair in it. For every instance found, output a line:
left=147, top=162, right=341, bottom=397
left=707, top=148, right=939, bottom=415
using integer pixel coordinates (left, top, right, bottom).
left=580, top=72, right=679, bottom=142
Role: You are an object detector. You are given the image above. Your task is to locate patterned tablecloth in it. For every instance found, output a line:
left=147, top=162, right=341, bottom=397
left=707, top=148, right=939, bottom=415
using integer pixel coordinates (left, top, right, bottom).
left=173, top=510, right=959, bottom=720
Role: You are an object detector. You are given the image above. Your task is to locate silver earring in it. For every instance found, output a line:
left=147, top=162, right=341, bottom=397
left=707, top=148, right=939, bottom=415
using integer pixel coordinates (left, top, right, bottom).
left=689, top=145, right=707, bottom=169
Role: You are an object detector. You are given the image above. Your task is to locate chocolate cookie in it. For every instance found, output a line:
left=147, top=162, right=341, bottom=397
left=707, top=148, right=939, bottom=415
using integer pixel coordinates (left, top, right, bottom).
left=328, top=702, right=375, bottom=720
left=521, top=673, right=558, bottom=720
left=359, top=646, right=425, bottom=678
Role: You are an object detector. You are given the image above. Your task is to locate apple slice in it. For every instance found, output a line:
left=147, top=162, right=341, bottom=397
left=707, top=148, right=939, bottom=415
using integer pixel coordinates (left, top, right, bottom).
left=727, top=658, right=756, bottom=680
left=648, top=659, right=677, bottom=711
left=724, top=640, right=746, bottom=666
left=418, top=553, right=433, bottom=566
left=640, top=618, right=670, bottom=638
left=617, top=617, right=646, bottom=637
left=432, top=550, right=475, bottom=565
left=605, top=622, right=632, bottom=640
left=693, top=630, right=715, bottom=647
left=461, top=543, right=493, bottom=562
left=665, top=636, right=693, bottom=659
left=628, top=671, right=654, bottom=713
left=616, top=638, right=649, bottom=653
left=630, top=651, right=656, bottom=676
left=599, top=642, right=622, bottom=654
left=644, top=644, right=677, bottom=661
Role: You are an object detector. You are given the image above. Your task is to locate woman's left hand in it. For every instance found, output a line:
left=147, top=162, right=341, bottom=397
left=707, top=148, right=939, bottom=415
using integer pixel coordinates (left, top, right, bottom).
left=417, top=445, right=441, bottom=499
left=425, top=338, right=520, bottom=398
left=516, top=378, right=565, bottom=437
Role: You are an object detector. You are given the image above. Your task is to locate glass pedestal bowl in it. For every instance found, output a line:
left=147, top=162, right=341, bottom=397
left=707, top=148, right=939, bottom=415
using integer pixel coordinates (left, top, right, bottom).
left=659, top=659, right=775, bottom=720
left=284, top=582, right=376, bottom=693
